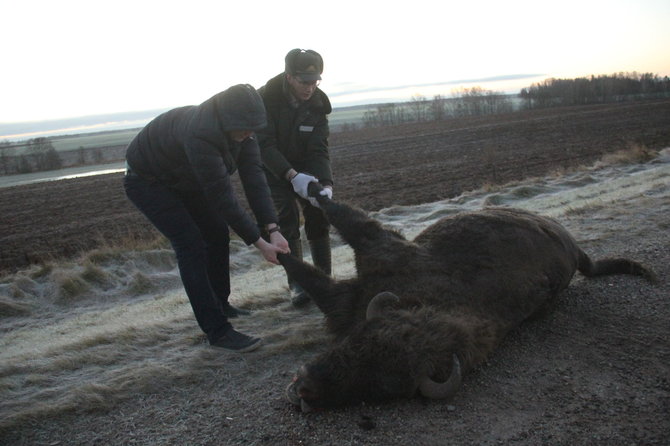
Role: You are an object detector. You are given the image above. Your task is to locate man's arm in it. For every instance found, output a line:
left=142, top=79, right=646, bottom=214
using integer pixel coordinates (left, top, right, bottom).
left=184, top=137, right=261, bottom=245
left=256, top=112, right=294, bottom=181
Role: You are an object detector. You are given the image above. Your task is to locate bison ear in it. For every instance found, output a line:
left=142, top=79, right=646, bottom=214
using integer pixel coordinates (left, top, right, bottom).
left=366, top=292, right=401, bottom=320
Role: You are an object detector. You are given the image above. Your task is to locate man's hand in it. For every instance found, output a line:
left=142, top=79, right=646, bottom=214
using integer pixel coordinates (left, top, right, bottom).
left=270, top=231, right=289, bottom=253
left=254, top=236, right=289, bottom=265
left=290, top=173, right=318, bottom=199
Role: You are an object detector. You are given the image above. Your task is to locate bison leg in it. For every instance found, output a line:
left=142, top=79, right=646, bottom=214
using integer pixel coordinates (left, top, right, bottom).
left=307, top=182, right=407, bottom=255
left=278, top=253, right=358, bottom=334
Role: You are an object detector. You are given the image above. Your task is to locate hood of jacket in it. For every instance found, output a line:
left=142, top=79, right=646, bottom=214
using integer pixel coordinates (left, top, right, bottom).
left=186, top=84, right=267, bottom=148
left=206, top=83, right=268, bottom=133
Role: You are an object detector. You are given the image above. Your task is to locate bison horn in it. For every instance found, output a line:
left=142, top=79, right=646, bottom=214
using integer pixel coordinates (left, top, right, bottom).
left=418, top=354, right=462, bottom=399
left=366, top=292, right=401, bottom=320
left=286, top=381, right=315, bottom=413
left=285, top=381, right=301, bottom=406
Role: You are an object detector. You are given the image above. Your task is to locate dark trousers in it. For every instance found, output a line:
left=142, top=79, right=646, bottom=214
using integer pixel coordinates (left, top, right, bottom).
left=124, top=175, right=232, bottom=343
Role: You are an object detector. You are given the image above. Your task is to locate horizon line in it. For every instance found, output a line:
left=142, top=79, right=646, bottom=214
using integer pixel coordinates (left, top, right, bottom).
left=1, top=75, right=546, bottom=129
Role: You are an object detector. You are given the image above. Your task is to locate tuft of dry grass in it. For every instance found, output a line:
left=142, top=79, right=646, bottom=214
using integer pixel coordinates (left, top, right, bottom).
left=53, top=271, right=90, bottom=301
left=128, top=271, right=155, bottom=295
left=139, top=250, right=176, bottom=270
left=84, top=233, right=170, bottom=266
left=595, top=143, right=658, bottom=168
left=477, top=182, right=499, bottom=193
left=0, top=296, right=33, bottom=317
left=0, top=275, right=41, bottom=317
left=81, top=262, right=113, bottom=286
left=28, top=264, right=54, bottom=280
left=85, top=248, right=129, bottom=265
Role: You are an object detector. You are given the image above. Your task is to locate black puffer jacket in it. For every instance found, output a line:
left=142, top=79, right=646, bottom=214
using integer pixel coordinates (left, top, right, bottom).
left=125, top=84, right=277, bottom=245
left=256, top=73, right=333, bottom=186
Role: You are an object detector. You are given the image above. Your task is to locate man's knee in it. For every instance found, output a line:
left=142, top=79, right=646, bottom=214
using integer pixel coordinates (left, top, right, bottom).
left=171, top=230, right=206, bottom=260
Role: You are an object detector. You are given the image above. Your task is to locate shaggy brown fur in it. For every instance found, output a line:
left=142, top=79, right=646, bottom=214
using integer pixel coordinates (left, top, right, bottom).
left=279, top=185, right=657, bottom=410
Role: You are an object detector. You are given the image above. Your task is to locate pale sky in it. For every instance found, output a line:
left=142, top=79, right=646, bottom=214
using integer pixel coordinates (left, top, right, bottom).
left=1, top=0, right=669, bottom=123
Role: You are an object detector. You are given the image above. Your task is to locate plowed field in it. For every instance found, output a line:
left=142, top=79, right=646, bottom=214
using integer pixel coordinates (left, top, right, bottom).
left=1, top=99, right=669, bottom=274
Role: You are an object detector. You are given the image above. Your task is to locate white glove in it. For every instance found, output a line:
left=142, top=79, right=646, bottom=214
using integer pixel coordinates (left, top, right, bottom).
left=320, top=187, right=333, bottom=200
left=307, top=186, right=331, bottom=208
left=290, top=173, right=318, bottom=199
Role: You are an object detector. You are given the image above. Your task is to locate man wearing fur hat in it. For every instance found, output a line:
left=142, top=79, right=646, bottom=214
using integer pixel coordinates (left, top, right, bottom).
left=257, top=49, right=333, bottom=307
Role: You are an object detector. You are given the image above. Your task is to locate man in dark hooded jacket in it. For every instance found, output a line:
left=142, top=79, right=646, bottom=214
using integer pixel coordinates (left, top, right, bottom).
left=124, top=84, right=289, bottom=352
left=257, top=49, right=333, bottom=307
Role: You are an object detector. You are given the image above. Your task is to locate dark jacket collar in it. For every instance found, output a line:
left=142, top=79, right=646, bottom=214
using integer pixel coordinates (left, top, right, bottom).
left=261, top=73, right=332, bottom=114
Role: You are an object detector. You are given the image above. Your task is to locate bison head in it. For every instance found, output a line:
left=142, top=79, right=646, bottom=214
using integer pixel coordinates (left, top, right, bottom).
left=286, top=292, right=462, bottom=412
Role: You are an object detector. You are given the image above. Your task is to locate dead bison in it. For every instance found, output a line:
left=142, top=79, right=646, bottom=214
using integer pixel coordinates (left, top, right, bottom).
left=279, top=184, right=657, bottom=412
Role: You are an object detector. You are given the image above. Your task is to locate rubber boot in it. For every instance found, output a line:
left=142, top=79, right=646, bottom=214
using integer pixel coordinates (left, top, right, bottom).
left=287, top=239, right=311, bottom=307
left=309, top=237, right=332, bottom=276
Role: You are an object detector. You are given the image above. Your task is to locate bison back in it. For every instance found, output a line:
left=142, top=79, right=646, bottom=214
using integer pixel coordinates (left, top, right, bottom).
left=412, top=208, right=582, bottom=322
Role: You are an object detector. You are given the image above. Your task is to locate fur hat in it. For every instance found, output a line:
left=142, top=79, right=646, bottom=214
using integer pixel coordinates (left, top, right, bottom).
left=285, top=49, right=323, bottom=81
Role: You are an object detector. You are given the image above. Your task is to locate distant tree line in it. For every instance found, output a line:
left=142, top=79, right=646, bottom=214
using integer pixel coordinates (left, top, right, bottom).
left=355, top=72, right=670, bottom=129
left=519, top=72, right=670, bottom=108
left=362, top=87, right=514, bottom=128
left=0, top=138, right=64, bottom=174
left=0, top=138, right=117, bottom=175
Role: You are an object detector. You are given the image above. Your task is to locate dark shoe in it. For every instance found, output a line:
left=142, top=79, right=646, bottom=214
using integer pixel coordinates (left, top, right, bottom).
left=221, top=303, right=251, bottom=318
left=211, top=328, right=262, bottom=352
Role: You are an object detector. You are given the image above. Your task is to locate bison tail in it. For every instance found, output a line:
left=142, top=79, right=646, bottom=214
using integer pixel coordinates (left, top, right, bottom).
left=579, top=252, right=658, bottom=283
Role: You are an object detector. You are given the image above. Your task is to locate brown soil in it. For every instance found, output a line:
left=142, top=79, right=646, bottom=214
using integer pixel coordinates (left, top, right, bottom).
left=1, top=100, right=669, bottom=446
left=2, top=100, right=670, bottom=275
